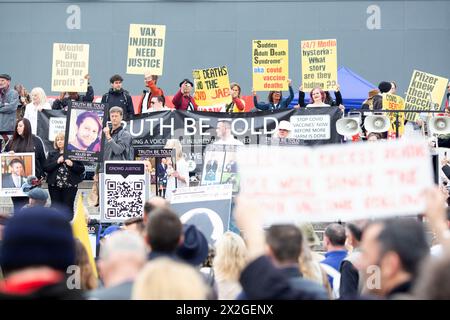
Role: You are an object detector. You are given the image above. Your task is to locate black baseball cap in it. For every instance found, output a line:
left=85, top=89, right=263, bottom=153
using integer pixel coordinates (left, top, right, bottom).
left=0, top=74, right=11, bottom=81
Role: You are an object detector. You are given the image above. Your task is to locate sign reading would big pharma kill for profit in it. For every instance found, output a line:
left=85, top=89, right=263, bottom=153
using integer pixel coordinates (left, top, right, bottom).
left=193, top=66, right=232, bottom=107
left=405, top=70, right=449, bottom=121
left=127, top=24, right=166, bottom=75
left=51, top=43, right=89, bottom=92
left=301, top=39, right=337, bottom=91
left=252, top=40, right=289, bottom=91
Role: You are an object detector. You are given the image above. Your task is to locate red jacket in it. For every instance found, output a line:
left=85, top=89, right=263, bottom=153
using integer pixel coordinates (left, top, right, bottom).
left=136, top=80, right=164, bottom=114
left=172, top=89, right=198, bottom=111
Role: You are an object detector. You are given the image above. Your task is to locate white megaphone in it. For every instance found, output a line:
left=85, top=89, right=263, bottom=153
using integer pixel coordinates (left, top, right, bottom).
left=336, top=118, right=360, bottom=137
left=428, top=116, right=450, bottom=135
left=364, top=115, right=390, bottom=133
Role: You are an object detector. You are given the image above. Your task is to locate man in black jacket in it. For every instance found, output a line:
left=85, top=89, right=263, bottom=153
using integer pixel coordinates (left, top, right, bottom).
left=101, top=74, right=134, bottom=121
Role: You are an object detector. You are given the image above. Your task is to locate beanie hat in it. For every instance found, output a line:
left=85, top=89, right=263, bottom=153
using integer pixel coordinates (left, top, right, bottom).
left=176, top=224, right=208, bottom=266
left=0, top=207, right=75, bottom=273
left=378, top=81, right=392, bottom=94
left=179, top=79, right=194, bottom=88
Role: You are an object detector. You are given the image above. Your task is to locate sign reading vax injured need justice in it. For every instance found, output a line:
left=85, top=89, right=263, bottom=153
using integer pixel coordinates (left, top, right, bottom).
left=127, top=24, right=166, bottom=75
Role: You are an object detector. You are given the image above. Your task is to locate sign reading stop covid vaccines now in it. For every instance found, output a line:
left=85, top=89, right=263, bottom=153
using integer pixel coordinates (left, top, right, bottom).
left=51, top=43, right=89, bottom=93
left=127, top=24, right=166, bottom=75
left=252, top=40, right=289, bottom=91
left=301, top=39, right=337, bottom=91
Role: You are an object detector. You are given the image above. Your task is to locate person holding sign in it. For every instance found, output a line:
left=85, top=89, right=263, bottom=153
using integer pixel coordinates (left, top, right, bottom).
left=136, top=73, right=164, bottom=115
left=224, top=83, right=245, bottom=113
left=44, top=132, right=85, bottom=220
left=172, top=79, right=198, bottom=111
left=253, top=79, right=294, bottom=111
left=3, top=118, right=46, bottom=212
left=52, top=74, right=94, bottom=111
left=67, top=111, right=102, bottom=152
left=304, top=87, right=331, bottom=108
left=297, top=84, right=342, bottom=108
left=102, top=106, right=133, bottom=161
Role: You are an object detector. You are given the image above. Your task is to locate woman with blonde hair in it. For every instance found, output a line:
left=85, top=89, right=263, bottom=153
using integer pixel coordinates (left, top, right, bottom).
left=164, top=139, right=189, bottom=201
left=74, top=239, right=98, bottom=291
left=24, top=87, right=51, bottom=134
left=213, top=231, right=247, bottom=299
left=132, top=258, right=209, bottom=300
left=44, top=131, right=85, bottom=220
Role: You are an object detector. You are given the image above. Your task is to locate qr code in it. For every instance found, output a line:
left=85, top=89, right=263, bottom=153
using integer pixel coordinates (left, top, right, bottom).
left=105, top=179, right=145, bottom=220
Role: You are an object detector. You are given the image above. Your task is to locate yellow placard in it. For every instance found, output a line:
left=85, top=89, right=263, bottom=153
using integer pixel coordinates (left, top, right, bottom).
left=405, top=70, right=449, bottom=121
left=51, top=43, right=89, bottom=92
left=193, top=66, right=232, bottom=107
left=383, top=94, right=405, bottom=138
left=252, top=40, right=289, bottom=91
left=301, top=39, right=337, bottom=91
left=127, top=24, right=166, bottom=75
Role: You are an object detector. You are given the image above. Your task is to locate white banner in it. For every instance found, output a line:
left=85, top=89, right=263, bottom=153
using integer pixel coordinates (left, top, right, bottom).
left=290, top=114, right=331, bottom=140
left=237, top=139, right=434, bottom=223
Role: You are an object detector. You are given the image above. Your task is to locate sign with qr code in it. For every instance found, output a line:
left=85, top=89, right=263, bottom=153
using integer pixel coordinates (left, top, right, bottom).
left=100, top=161, right=150, bottom=223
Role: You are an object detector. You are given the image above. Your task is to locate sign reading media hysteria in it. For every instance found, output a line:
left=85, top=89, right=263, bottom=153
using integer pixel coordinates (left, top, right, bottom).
left=301, top=39, right=338, bottom=91
left=64, top=101, right=107, bottom=163
left=127, top=24, right=166, bottom=75
left=51, top=43, right=89, bottom=92
left=100, top=161, right=150, bottom=223
left=252, top=40, right=289, bottom=91
left=193, top=66, right=232, bottom=107
left=38, top=107, right=343, bottom=180
left=237, top=139, right=434, bottom=223
left=404, top=70, right=449, bottom=121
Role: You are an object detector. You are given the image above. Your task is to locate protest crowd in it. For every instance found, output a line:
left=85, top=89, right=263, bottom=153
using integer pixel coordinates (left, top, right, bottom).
left=1, top=18, right=450, bottom=302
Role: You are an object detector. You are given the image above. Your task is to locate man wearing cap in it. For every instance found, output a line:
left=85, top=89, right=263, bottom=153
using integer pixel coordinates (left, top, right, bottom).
left=172, top=79, right=198, bottom=111
left=0, top=207, right=83, bottom=299
left=0, top=74, right=19, bottom=137
left=22, top=187, right=48, bottom=209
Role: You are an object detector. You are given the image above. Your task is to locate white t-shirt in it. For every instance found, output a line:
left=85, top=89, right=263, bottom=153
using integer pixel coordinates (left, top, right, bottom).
left=24, top=102, right=51, bottom=135
left=165, top=157, right=189, bottom=201
left=213, top=136, right=244, bottom=146
left=305, top=103, right=331, bottom=108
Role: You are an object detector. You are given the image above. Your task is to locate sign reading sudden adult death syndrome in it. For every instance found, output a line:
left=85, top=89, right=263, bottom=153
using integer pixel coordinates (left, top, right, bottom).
left=51, top=43, right=89, bottom=93
left=100, top=161, right=150, bottom=223
left=171, top=184, right=233, bottom=244
left=193, top=66, right=232, bottom=107
left=237, top=139, right=433, bottom=223
left=383, top=93, right=405, bottom=138
left=301, top=39, right=337, bottom=91
left=405, top=70, right=449, bottom=121
left=252, top=40, right=289, bottom=91
left=127, top=24, right=166, bottom=75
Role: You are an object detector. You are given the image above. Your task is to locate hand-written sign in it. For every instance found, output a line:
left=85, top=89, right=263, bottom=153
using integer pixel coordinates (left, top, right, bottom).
left=383, top=94, right=405, bottom=138
left=290, top=115, right=331, bottom=140
left=127, top=24, right=166, bottom=75
left=301, top=39, right=337, bottom=91
left=51, top=43, right=89, bottom=92
left=405, top=70, right=448, bottom=121
left=237, top=139, right=433, bottom=223
left=193, top=66, right=232, bottom=107
left=252, top=40, right=289, bottom=91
